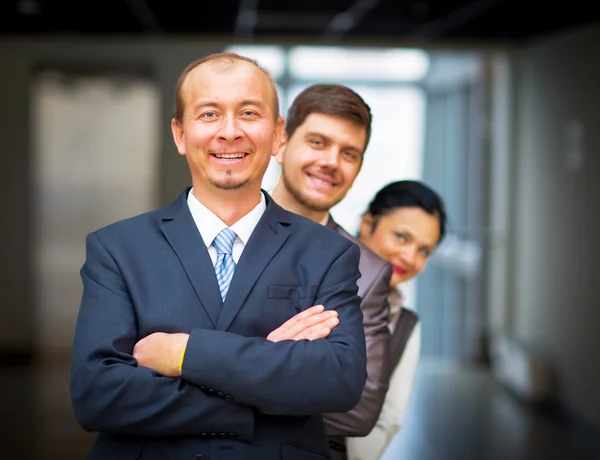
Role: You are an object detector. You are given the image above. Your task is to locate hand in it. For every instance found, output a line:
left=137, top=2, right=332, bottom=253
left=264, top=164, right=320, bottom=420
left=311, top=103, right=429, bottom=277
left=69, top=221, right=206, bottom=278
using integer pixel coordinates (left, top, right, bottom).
left=133, top=332, right=189, bottom=377
left=267, top=305, right=339, bottom=342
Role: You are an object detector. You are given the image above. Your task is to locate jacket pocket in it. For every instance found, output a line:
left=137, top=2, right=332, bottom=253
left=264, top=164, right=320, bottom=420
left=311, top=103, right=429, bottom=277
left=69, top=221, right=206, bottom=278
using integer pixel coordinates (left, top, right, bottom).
left=268, top=285, right=301, bottom=299
left=268, top=285, right=319, bottom=300
left=282, top=440, right=332, bottom=460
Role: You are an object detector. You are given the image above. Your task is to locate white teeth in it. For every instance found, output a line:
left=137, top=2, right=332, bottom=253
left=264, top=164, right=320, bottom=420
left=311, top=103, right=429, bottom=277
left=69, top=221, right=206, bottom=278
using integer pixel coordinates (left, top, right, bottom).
left=216, top=153, right=244, bottom=159
left=311, top=176, right=332, bottom=186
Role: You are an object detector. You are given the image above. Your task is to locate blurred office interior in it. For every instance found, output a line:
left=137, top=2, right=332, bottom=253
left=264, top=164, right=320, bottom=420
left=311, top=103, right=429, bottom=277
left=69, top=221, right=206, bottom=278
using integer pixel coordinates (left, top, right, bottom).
left=1, top=1, right=599, bottom=458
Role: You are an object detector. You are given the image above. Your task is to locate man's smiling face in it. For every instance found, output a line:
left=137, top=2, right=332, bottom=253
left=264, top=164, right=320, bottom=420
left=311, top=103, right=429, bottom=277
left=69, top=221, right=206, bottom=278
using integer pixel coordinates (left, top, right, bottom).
left=276, top=112, right=365, bottom=212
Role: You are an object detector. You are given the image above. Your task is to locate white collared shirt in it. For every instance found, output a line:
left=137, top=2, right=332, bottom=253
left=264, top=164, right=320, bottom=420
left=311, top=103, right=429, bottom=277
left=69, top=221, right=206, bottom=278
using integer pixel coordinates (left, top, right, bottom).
left=187, top=188, right=266, bottom=266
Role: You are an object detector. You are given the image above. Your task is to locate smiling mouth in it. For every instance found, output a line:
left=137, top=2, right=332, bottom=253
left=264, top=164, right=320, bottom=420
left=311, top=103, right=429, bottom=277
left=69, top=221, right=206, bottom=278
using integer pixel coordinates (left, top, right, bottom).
left=212, top=153, right=247, bottom=161
left=306, top=173, right=337, bottom=188
left=393, top=266, right=407, bottom=275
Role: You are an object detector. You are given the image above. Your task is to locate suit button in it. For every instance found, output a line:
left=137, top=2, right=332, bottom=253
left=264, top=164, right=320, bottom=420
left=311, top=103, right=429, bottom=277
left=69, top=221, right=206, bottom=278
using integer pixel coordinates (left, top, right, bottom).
left=219, top=432, right=227, bottom=438
left=194, top=455, right=206, bottom=460
left=217, top=391, right=224, bottom=398
left=210, top=432, right=217, bottom=438
left=208, top=388, right=216, bottom=394
left=228, top=432, right=237, bottom=439
left=199, top=386, right=206, bottom=391
left=224, top=394, right=234, bottom=401
left=200, top=432, right=208, bottom=438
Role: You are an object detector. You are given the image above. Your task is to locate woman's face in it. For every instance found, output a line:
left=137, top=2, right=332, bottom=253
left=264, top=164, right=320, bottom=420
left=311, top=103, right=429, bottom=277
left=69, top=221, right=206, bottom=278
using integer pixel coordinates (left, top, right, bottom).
left=359, top=207, right=441, bottom=288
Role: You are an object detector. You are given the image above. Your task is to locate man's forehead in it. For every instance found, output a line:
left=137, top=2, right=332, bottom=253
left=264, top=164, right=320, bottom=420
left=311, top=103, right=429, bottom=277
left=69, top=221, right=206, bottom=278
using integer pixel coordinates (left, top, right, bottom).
left=187, top=61, right=264, bottom=92
left=182, top=60, right=278, bottom=116
left=190, top=58, right=261, bottom=80
left=305, top=113, right=364, bottom=130
left=300, top=113, right=367, bottom=142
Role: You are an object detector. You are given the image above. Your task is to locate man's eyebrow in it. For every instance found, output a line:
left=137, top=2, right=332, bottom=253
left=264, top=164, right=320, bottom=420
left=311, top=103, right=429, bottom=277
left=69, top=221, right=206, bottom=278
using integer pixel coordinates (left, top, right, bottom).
left=190, top=100, right=219, bottom=111
left=190, top=99, right=267, bottom=113
left=239, top=98, right=267, bottom=107
left=305, top=131, right=330, bottom=140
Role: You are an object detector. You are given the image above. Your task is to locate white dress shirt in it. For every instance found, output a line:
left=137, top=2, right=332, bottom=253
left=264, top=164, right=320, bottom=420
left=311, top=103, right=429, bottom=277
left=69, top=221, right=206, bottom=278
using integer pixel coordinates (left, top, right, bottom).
left=187, top=188, right=266, bottom=265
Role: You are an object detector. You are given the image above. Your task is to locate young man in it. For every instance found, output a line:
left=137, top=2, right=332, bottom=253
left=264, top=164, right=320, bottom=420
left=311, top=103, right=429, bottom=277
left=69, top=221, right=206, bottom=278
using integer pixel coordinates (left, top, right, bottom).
left=70, top=54, right=367, bottom=460
left=271, top=84, right=393, bottom=459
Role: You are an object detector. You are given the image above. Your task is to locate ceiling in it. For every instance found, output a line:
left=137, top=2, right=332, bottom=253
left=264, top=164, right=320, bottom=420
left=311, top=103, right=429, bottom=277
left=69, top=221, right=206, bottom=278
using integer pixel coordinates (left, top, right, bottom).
left=1, top=0, right=599, bottom=45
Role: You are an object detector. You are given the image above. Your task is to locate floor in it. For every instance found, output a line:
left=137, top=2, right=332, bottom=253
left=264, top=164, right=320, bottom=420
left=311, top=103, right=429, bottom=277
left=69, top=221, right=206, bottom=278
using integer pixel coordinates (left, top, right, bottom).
left=382, top=361, right=600, bottom=460
left=1, top=359, right=598, bottom=460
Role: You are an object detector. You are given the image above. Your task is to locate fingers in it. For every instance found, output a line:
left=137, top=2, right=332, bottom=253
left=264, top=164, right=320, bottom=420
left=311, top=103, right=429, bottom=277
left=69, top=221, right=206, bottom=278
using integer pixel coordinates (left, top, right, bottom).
left=268, top=305, right=325, bottom=339
left=267, top=306, right=340, bottom=342
left=292, top=315, right=340, bottom=341
left=292, top=304, right=325, bottom=320
left=278, top=309, right=338, bottom=340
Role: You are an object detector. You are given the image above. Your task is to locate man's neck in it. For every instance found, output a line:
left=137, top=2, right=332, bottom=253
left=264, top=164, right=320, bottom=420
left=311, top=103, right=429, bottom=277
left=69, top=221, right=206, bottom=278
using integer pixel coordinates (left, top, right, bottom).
left=271, top=181, right=329, bottom=224
left=193, top=182, right=262, bottom=227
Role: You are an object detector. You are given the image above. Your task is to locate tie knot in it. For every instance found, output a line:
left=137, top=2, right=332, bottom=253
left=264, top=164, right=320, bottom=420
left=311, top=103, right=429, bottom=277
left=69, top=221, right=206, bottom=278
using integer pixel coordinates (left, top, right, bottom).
left=213, top=228, right=237, bottom=255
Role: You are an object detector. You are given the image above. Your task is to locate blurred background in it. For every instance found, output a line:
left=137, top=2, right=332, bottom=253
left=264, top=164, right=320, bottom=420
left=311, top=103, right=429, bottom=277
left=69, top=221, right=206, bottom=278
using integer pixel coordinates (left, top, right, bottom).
left=1, top=1, right=599, bottom=458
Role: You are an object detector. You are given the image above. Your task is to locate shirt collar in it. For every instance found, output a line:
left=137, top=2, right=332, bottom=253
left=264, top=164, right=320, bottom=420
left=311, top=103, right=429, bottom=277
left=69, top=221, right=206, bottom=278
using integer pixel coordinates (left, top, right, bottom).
left=187, top=188, right=266, bottom=248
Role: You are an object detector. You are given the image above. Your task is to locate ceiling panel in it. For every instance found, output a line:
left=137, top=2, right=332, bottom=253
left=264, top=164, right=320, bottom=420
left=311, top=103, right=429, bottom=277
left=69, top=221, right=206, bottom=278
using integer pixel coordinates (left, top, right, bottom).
left=1, top=0, right=598, bottom=44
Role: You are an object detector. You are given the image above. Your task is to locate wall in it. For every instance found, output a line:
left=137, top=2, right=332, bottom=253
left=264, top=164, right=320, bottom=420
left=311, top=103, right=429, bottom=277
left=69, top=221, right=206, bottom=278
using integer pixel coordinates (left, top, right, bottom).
left=0, top=38, right=224, bottom=353
left=489, top=23, right=600, bottom=429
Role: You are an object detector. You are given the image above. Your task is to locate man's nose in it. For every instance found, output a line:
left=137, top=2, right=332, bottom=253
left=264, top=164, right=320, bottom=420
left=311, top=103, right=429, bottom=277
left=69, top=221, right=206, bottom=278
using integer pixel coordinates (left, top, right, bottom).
left=317, top=148, right=340, bottom=169
left=217, top=115, right=243, bottom=142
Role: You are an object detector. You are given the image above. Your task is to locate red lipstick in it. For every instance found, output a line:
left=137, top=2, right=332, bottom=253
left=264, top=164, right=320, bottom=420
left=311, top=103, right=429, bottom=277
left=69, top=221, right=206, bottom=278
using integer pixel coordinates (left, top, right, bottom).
left=393, top=266, right=407, bottom=276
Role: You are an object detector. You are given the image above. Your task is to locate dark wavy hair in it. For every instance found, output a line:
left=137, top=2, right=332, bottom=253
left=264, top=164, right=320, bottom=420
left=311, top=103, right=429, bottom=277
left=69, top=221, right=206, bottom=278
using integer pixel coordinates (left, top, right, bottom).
left=365, top=180, right=447, bottom=245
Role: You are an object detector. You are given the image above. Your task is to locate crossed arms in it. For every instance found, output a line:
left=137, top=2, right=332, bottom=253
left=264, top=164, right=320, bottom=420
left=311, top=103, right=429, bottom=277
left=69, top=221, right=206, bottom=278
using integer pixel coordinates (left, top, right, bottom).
left=70, top=231, right=367, bottom=439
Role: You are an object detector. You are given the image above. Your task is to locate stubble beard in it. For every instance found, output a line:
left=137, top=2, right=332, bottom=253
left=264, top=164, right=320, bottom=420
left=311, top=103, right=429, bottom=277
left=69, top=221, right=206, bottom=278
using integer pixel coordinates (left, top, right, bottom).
left=281, top=167, right=338, bottom=213
left=208, top=170, right=251, bottom=190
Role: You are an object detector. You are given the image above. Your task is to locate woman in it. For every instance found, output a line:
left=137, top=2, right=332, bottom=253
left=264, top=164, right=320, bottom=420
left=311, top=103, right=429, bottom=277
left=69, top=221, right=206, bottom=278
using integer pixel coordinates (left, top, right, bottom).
left=346, top=180, right=447, bottom=460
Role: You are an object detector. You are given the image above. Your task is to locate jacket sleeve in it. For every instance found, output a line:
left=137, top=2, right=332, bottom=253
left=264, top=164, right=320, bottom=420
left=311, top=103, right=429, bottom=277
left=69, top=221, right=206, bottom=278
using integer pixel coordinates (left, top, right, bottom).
left=323, top=261, right=393, bottom=436
left=181, top=242, right=368, bottom=416
left=70, top=232, right=255, bottom=439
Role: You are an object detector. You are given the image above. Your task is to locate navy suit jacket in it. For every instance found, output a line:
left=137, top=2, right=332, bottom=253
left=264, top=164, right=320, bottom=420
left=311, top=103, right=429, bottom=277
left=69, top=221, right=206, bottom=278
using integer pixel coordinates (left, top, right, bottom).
left=70, top=189, right=367, bottom=460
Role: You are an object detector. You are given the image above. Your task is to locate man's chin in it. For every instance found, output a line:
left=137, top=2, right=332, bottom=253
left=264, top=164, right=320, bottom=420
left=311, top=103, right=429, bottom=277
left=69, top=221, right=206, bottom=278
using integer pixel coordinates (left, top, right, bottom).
left=209, top=176, right=250, bottom=191
left=304, top=189, right=345, bottom=210
left=301, top=196, right=337, bottom=213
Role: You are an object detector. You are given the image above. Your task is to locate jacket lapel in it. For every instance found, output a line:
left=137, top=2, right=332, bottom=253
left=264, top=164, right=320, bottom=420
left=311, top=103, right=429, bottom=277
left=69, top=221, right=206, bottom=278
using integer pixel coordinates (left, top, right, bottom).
left=159, top=189, right=222, bottom=327
left=326, top=214, right=353, bottom=240
left=216, top=193, right=291, bottom=330
left=325, top=214, right=340, bottom=232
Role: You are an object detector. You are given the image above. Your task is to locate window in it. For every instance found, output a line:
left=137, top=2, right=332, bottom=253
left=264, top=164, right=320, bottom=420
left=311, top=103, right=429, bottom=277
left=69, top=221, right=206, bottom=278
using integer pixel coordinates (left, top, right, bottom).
left=289, top=46, right=429, bottom=82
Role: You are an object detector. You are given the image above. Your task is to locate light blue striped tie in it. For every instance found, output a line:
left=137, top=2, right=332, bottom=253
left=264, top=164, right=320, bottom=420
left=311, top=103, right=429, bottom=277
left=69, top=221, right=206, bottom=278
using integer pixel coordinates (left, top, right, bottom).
left=213, top=228, right=237, bottom=302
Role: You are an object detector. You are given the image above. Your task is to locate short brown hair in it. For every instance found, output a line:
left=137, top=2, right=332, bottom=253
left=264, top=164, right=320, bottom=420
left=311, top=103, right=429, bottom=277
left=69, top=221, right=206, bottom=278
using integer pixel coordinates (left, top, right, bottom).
left=285, top=84, right=372, bottom=152
left=174, top=52, right=280, bottom=123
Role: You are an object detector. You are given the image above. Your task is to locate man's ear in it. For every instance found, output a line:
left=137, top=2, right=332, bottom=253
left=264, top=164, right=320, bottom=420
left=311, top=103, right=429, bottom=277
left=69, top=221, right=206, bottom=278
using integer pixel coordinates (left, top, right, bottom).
left=271, top=117, right=286, bottom=157
left=359, top=212, right=374, bottom=238
left=171, top=118, right=186, bottom=156
left=274, top=130, right=288, bottom=165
